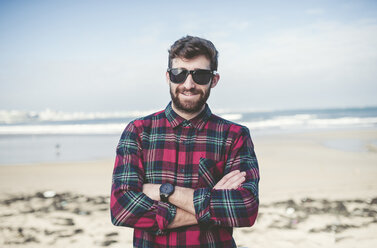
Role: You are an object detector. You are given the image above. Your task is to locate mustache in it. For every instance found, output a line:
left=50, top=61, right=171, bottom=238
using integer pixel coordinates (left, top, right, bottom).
left=175, top=88, right=202, bottom=94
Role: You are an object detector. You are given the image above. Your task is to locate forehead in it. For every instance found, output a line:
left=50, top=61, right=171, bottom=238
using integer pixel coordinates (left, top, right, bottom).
left=172, top=55, right=211, bottom=70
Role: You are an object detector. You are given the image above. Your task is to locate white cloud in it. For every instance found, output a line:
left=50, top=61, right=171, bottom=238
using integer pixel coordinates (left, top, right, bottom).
left=211, top=19, right=377, bottom=109
left=222, top=20, right=377, bottom=82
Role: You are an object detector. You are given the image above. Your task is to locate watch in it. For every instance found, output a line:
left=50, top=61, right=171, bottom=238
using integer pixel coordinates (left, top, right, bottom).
left=160, top=183, right=175, bottom=202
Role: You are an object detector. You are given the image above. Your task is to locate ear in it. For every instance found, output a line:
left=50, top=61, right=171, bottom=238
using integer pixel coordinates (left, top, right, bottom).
left=210, top=73, right=220, bottom=88
left=165, top=71, right=170, bottom=85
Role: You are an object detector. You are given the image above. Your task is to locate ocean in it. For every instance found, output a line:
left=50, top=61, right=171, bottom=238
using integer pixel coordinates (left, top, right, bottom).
left=1, top=106, right=376, bottom=165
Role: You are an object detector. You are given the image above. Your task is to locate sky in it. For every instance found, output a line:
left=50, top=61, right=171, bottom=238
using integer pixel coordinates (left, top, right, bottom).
left=0, top=0, right=376, bottom=112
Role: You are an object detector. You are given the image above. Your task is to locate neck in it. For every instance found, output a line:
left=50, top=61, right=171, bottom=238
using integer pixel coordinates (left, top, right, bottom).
left=171, top=103, right=205, bottom=120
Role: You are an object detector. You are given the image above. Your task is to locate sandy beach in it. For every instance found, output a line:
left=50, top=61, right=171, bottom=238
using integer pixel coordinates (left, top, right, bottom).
left=0, top=129, right=376, bottom=247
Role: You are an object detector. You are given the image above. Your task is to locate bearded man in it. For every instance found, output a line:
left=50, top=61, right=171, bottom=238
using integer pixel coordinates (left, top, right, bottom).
left=111, top=35, right=260, bottom=248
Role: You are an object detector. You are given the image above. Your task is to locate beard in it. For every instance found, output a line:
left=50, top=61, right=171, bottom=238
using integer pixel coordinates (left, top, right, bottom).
left=170, top=84, right=211, bottom=114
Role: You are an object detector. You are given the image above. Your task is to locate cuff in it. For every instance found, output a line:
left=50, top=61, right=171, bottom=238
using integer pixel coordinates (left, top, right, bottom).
left=155, top=201, right=176, bottom=235
left=193, top=188, right=212, bottom=224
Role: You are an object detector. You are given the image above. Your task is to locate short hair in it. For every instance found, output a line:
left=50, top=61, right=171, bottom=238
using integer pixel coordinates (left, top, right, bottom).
left=168, top=35, right=219, bottom=71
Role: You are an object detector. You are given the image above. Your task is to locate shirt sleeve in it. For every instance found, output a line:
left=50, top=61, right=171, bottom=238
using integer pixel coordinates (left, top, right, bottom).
left=193, top=126, right=259, bottom=227
left=110, top=121, right=176, bottom=235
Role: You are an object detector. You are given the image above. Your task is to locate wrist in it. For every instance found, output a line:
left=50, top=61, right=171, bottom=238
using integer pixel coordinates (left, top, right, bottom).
left=142, top=183, right=162, bottom=201
left=160, top=183, right=175, bottom=202
left=168, top=186, right=195, bottom=215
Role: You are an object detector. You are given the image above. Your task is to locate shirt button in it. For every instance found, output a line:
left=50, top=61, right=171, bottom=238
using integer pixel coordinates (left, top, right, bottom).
left=180, top=168, right=184, bottom=173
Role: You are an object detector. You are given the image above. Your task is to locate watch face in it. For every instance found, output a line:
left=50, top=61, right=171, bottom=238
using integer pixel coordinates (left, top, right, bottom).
left=161, top=183, right=174, bottom=195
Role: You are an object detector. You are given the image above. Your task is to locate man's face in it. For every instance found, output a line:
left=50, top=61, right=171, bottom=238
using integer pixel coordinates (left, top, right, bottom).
left=167, top=55, right=219, bottom=114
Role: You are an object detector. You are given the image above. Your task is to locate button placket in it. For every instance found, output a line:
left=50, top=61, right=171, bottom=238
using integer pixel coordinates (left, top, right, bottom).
left=178, top=123, right=196, bottom=187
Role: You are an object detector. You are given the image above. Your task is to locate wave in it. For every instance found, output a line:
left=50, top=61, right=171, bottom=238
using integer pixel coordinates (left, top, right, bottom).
left=1, top=107, right=376, bottom=135
left=0, top=109, right=156, bottom=125
left=0, top=123, right=125, bottom=135
left=1, top=116, right=376, bottom=135
left=241, top=115, right=377, bottom=130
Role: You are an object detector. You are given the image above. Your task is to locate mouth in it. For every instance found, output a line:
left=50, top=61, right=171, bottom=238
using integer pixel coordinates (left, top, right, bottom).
left=180, top=92, right=200, bottom=99
left=181, top=92, right=197, bottom=96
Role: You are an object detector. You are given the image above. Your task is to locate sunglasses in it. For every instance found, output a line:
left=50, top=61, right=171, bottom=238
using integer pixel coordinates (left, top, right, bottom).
left=167, top=68, right=216, bottom=85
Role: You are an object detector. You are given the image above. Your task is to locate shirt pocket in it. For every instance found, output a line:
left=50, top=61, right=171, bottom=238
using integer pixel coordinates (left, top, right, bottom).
left=197, top=158, right=225, bottom=188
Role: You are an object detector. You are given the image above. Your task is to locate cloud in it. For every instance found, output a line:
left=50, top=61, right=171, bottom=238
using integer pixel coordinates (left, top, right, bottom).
left=211, top=19, right=377, bottom=109
left=223, top=19, right=377, bottom=81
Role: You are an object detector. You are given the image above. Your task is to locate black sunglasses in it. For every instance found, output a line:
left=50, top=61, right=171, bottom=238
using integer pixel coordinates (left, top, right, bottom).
left=167, top=68, right=216, bottom=85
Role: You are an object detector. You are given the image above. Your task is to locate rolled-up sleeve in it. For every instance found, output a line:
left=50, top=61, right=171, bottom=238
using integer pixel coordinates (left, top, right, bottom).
left=110, top=121, right=176, bottom=235
left=193, top=126, right=259, bottom=227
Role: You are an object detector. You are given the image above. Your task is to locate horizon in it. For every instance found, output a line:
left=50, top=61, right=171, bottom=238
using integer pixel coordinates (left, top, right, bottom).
left=1, top=103, right=377, bottom=115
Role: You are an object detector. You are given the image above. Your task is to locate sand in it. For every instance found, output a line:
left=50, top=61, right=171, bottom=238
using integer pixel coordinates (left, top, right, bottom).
left=0, top=129, right=376, bottom=247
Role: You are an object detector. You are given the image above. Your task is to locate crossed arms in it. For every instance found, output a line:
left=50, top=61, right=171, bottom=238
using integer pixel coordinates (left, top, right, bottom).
left=110, top=122, right=259, bottom=234
left=143, top=170, right=247, bottom=229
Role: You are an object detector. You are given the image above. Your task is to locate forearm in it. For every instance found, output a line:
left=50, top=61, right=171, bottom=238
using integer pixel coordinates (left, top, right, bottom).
left=168, top=186, right=195, bottom=215
left=142, top=169, right=248, bottom=220
left=111, top=184, right=176, bottom=233
left=167, top=208, right=197, bottom=229
left=143, top=184, right=196, bottom=215
left=143, top=184, right=197, bottom=228
left=194, top=184, right=259, bottom=227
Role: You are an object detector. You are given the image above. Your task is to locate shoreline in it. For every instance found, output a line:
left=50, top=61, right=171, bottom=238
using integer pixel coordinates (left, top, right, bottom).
left=1, top=128, right=377, bottom=166
left=1, top=128, right=377, bottom=247
left=1, top=129, right=377, bottom=198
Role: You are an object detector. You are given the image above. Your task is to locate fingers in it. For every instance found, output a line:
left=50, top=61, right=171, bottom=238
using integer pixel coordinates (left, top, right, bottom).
left=213, top=170, right=247, bottom=190
left=222, top=172, right=246, bottom=189
left=222, top=170, right=241, bottom=180
left=213, top=170, right=239, bottom=188
left=214, top=171, right=237, bottom=188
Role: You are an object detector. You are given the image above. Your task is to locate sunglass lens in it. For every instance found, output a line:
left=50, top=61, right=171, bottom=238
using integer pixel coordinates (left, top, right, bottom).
left=169, top=69, right=187, bottom=84
left=193, top=70, right=213, bottom=85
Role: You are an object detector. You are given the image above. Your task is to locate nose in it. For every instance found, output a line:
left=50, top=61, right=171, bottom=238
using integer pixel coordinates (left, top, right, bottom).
left=182, top=74, right=195, bottom=89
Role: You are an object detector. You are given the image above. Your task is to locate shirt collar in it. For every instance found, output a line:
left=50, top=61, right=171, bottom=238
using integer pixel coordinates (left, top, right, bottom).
left=165, top=101, right=212, bottom=131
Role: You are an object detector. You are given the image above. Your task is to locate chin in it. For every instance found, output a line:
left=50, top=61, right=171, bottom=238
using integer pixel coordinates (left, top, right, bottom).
left=178, top=102, right=204, bottom=113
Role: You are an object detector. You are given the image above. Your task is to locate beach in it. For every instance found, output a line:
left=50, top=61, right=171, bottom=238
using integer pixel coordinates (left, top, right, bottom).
left=0, top=129, right=376, bottom=247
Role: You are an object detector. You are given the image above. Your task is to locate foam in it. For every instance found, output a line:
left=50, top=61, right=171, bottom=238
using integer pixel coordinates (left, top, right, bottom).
left=0, top=123, right=124, bottom=135
left=241, top=115, right=377, bottom=130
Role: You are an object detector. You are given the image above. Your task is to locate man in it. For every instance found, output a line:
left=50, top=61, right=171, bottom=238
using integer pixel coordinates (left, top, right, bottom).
left=111, top=35, right=259, bottom=247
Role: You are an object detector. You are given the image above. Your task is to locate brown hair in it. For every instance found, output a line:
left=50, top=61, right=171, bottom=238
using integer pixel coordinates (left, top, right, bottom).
left=168, top=35, right=219, bottom=71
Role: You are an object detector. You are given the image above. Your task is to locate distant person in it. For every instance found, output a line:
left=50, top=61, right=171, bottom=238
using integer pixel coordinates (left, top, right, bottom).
left=110, top=35, right=260, bottom=247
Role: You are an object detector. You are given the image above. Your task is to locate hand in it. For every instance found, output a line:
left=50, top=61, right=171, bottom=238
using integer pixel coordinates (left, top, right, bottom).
left=142, top=183, right=161, bottom=201
left=213, top=170, right=246, bottom=190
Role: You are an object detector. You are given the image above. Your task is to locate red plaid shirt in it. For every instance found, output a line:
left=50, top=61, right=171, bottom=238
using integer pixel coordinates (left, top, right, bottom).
left=111, top=102, right=259, bottom=247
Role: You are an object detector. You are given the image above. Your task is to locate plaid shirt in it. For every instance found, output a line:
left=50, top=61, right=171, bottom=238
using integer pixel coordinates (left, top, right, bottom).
left=111, top=102, right=259, bottom=247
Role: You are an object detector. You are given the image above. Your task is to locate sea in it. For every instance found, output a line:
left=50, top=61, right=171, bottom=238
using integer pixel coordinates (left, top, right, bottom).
left=1, top=106, right=376, bottom=165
